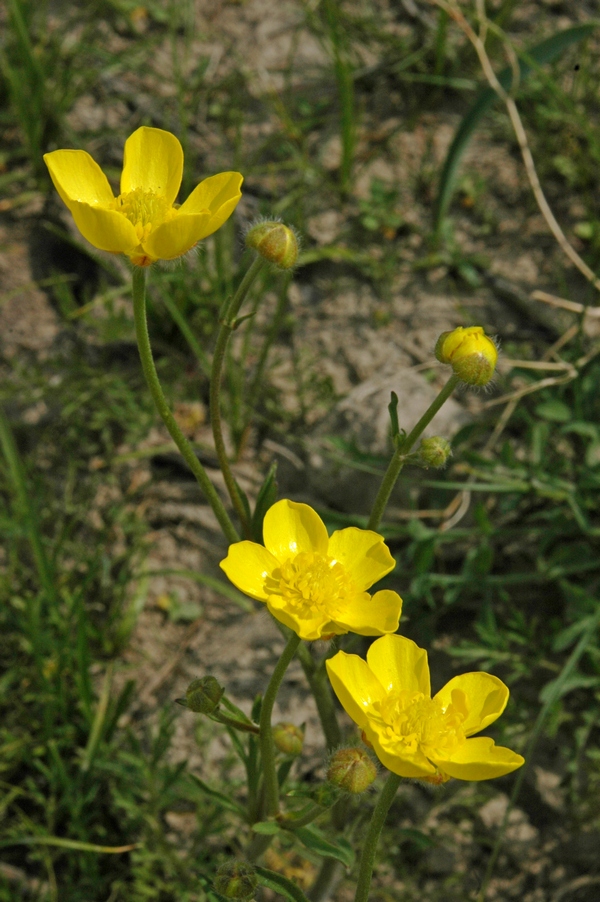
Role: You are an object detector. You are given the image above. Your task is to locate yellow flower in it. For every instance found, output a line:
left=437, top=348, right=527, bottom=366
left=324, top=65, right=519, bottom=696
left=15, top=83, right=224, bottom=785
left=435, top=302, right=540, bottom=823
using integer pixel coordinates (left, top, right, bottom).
left=326, top=634, right=524, bottom=781
left=435, top=325, right=498, bottom=386
left=219, top=499, right=402, bottom=641
left=44, top=127, right=243, bottom=267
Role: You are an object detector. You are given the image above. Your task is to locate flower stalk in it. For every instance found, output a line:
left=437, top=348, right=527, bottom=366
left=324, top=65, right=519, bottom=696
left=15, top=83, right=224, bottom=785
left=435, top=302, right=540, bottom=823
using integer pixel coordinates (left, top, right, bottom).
left=368, top=373, right=460, bottom=530
left=210, top=254, right=268, bottom=537
left=353, top=772, right=402, bottom=902
left=131, top=267, right=239, bottom=544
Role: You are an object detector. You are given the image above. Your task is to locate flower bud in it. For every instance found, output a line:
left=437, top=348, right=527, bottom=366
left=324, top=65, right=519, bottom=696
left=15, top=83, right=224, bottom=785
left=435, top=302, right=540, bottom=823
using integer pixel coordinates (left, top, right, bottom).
left=214, top=861, right=258, bottom=901
left=245, top=221, right=298, bottom=269
left=272, top=722, right=304, bottom=757
left=435, top=326, right=497, bottom=386
left=327, top=748, right=377, bottom=794
left=417, top=436, right=452, bottom=469
left=185, top=676, right=224, bottom=714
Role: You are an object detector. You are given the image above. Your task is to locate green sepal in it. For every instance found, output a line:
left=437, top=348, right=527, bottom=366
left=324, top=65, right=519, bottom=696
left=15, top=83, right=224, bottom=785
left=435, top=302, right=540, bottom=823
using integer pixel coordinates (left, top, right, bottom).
left=255, top=867, right=311, bottom=902
left=294, top=825, right=354, bottom=868
left=251, top=693, right=263, bottom=723
left=250, top=462, right=278, bottom=542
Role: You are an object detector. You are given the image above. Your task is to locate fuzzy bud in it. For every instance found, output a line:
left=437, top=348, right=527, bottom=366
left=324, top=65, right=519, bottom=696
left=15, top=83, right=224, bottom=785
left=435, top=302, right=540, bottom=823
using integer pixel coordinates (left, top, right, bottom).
left=214, top=861, right=258, bottom=901
left=185, top=676, right=224, bottom=714
left=245, top=221, right=298, bottom=269
left=435, top=326, right=497, bottom=386
left=272, top=722, right=304, bottom=757
left=327, top=748, right=377, bottom=794
left=417, top=436, right=452, bottom=469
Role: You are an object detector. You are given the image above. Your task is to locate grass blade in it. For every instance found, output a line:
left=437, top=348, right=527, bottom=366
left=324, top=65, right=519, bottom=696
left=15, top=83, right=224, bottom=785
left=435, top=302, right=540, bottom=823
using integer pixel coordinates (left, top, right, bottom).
left=434, top=23, right=598, bottom=236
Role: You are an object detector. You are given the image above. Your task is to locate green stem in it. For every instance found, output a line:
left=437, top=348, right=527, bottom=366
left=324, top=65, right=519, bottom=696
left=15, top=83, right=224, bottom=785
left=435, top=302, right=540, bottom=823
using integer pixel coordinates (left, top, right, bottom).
left=131, top=267, right=239, bottom=544
left=354, top=773, right=402, bottom=902
left=259, top=632, right=302, bottom=818
left=245, top=272, right=291, bottom=428
left=368, top=374, right=460, bottom=530
left=210, top=255, right=267, bottom=536
left=291, top=638, right=342, bottom=751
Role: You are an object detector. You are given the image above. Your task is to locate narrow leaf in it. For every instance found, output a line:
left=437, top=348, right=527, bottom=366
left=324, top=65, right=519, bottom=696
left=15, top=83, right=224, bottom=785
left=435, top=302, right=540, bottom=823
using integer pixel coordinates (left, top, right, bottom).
left=434, top=23, right=597, bottom=234
left=294, top=826, right=354, bottom=868
left=255, top=867, right=311, bottom=902
left=188, top=773, right=246, bottom=816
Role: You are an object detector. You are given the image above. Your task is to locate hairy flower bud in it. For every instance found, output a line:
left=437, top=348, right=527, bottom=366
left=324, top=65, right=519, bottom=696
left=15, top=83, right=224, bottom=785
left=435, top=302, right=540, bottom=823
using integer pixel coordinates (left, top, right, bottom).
left=327, top=748, right=377, bottom=794
left=185, top=676, right=224, bottom=714
left=272, top=722, right=304, bottom=757
left=214, top=861, right=258, bottom=901
left=245, top=221, right=298, bottom=269
left=417, top=436, right=452, bottom=469
left=435, top=326, right=497, bottom=386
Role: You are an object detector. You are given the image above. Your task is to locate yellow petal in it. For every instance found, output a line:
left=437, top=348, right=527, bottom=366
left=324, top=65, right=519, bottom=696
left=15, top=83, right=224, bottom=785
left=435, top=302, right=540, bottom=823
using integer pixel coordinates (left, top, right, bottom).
left=219, top=540, right=279, bottom=601
left=366, top=634, right=430, bottom=696
left=263, top=499, right=329, bottom=562
left=433, top=672, right=509, bottom=737
left=367, top=731, right=436, bottom=778
left=120, top=126, right=183, bottom=205
left=334, top=589, right=402, bottom=636
left=179, top=172, right=243, bottom=217
left=69, top=202, right=139, bottom=254
left=143, top=212, right=211, bottom=260
left=44, top=150, right=115, bottom=211
left=326, top=651, right=386, bottom=729
left=429, top=737, right=524, bottom=781
left=266, top=596, right=329, bottom=641
left=327, top=528, right=395, bottom=591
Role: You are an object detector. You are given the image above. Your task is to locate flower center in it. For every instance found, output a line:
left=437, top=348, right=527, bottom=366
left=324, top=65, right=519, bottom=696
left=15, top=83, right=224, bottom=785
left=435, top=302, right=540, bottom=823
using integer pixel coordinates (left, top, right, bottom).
left=372, top=691, right=465, bottom=758
left=110, top=188, right=177, bottom=243
left=265, top=552, right=350, bottom=619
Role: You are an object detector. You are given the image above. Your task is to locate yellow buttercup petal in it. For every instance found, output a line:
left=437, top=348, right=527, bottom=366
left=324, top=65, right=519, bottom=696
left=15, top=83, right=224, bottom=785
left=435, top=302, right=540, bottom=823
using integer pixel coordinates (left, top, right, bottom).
left=219, top=540, right=279, bottom=602
left=179, top=171, right=243, bottom=217
left=430, top=737, right=525, bottom=781
left=263, top=499, right=329, bottom=562
left=69, top=202, right=139, bottom=254
left=120, top=126, right=183, bottom=205
left=143, top=212, right=212, bottom=260
left=334, top=589, right=402, bottom=636
left=367, top=731, right=437, bottom=778
left=44, top=150, right=115, bottom=211
left=433, top=672, right=509, bottom=737
left=266, top=595, right=337, bottom=641
left=326, top=651, right=387, bottom=729
left=366, top=634, right=430, bottom=696
left=327, top=527, right=395, bottom=591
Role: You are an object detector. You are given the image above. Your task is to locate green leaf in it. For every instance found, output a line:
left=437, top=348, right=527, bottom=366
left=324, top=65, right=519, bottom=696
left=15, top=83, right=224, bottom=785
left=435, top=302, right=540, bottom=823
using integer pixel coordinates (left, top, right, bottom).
left=294, top=826, right=354, bottom=868
left=252, top=820, right=282, bottom=835
left=434, top=23, right=598, bottom=235
left=539, top=672, right=600, bottom=703
left=535, top=400, right=572, bottom=422
left=235, top=479, right=252, bottom=523
left=255, top=867, right=311, bottom=902
left=188, top=773, right=246, bottom=817
left=251, top=462, right=278, bottom=542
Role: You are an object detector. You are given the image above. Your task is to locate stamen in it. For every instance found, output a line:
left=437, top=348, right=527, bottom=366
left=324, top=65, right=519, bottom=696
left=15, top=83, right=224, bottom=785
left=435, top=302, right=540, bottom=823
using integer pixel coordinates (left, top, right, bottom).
left=110, top=187, right=177, bottom=242
left=265, top=551, right=350, bottom=620
left=372, top=691, right=466, bottom=758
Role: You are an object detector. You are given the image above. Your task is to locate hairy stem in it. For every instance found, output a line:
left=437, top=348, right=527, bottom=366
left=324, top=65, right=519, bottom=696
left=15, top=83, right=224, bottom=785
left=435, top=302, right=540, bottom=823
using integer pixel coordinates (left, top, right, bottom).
left=210, top=255, right=267, bottom=536
left=368, top=374, right=460, bottom=530
left=131, top=267, right=239, bottom=544
left=354, top=773, right=402, bottom=902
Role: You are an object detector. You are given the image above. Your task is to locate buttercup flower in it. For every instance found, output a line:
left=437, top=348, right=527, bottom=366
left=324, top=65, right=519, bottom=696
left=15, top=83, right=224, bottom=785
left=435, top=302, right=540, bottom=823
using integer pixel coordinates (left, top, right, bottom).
left=435, top=325, right=498, bottom=387
left=220, top=499, right=402, bottom=641
left=326, top=634, right=524, bottom=781
left=44, top=127, right=243, bottom=266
